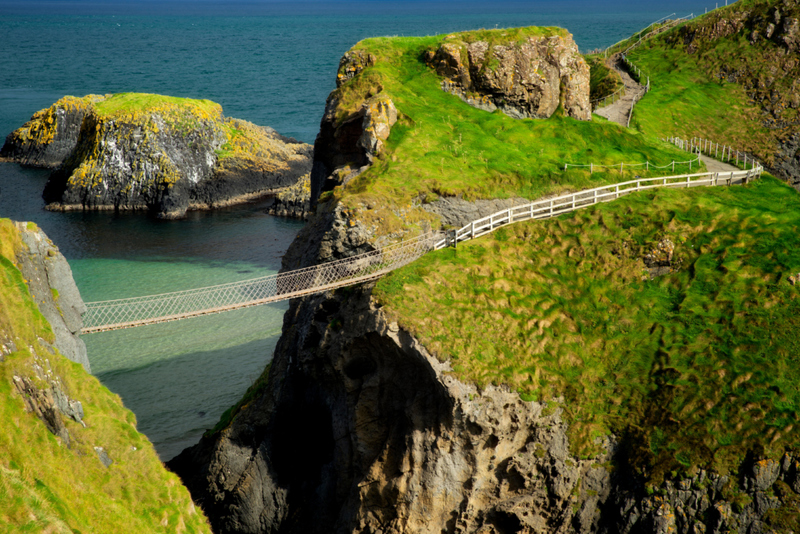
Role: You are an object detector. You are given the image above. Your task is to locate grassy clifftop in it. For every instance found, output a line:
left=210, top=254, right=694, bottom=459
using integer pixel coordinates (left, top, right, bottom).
left=375, top=176, right=800, bottom=480
left=624, top=0, right=800, bottom=168
left=0, top=219, right=211, bottom=533
left=324, top=28, right=699, bottom=238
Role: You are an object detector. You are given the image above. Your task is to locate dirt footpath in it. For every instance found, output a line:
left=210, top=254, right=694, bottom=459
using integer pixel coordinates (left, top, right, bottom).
left=594, top=56, right=646, bottom=127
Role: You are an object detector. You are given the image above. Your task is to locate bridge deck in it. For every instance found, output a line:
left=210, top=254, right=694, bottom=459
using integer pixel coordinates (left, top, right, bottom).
left=81, top=166, right=762, bottom=334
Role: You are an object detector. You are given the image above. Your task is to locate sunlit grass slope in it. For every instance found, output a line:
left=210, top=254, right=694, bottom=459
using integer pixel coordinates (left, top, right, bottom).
left=0, top=219, right=211, bottom=533
left=328, top=28, right=697, bottom=234
left=627, top=0, right=796, bottom=163
left=375, top=176, right=800, bottom=480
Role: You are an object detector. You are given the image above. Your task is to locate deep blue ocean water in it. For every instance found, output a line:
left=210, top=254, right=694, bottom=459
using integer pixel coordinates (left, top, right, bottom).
left=0, top=0, right=732, bottom=459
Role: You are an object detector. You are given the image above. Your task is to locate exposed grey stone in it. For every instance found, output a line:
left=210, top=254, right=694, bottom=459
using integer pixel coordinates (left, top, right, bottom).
left=16, top=223, right=90, bottom=372
left=94, top=446, right=113, bottom=468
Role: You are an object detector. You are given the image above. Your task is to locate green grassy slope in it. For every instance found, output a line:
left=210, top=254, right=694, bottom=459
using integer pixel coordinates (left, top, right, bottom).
left=626, top=0, right=799, bottom=165
left=375, top=176, right=800, bottom=480
left=327, top=28, right=700, bottom=237
left=0, top=219, right=211, bottom=533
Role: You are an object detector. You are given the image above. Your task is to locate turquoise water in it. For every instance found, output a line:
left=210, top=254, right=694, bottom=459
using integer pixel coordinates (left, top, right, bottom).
left=0, top=0, right=724, bottom=459
left=0, top=163, right=303, bottom=459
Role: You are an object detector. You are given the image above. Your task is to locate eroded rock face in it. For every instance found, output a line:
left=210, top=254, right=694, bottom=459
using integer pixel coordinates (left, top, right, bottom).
left=169, top=284, right=615, bottom=534
left=3, top=96, right=312, bottom=219
left=170, top=277, right=800, bottom=533
left=15, top=222, right=89, bottom=372
left=0, top=95, right=103, bottom=168
left=357, top=94, right=398, bottom=160
left=427, top=34, right=591, bottom=121
left=310, top=91, right=394, bottom=207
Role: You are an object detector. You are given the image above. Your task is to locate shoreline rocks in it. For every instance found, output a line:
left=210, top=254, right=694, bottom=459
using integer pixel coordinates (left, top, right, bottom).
left=267, top=173, right=312, bottom=220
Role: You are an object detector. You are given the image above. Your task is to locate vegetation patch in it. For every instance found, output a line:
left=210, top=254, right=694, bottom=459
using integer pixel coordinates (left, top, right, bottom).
left=0, top=218, right=211, bottom=533
left=587, top=56, right=623, bottom=103
left=626, top=0, right=799, bottom=164
left=328, top=30, right=699, bottom=239
left=375, top=177, right=800, bottom=481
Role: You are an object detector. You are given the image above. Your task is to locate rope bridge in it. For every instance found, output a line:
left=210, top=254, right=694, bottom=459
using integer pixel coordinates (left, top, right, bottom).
left=82, top=166, right=762, bottom=333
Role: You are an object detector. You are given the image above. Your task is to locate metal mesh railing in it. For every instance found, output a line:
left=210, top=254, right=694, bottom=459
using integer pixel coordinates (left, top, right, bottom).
left=82, top=232, right=440, bottom=333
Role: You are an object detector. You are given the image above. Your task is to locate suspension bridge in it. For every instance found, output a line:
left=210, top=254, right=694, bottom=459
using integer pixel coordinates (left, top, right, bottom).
left=81, top=165, right=762, bottom=334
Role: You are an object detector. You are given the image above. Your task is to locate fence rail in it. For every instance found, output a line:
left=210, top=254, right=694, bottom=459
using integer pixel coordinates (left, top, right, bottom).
left=667, top=136, right=759, bottom=169
left=83, top=166, right=763, bottom=333
left=435, top=166, right=762, bottom=249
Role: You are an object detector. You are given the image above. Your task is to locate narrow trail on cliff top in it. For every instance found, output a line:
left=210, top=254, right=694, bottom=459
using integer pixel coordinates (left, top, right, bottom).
left=594, top=55, right=645, bottom=127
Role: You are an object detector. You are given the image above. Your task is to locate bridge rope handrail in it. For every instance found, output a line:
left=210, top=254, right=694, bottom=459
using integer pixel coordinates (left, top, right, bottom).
left=83, top=168, right=763, bottom=333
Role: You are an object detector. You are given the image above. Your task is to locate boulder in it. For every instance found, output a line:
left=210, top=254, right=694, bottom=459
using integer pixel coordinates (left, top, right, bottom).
left=428, top=33, right=591, bottom=121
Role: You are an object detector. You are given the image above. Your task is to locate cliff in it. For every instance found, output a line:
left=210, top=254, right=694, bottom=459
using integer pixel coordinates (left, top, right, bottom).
left=2, top=93, right=312, bottom=219
left=170, top=24, right=800, bottom=534
left=14, top=221, right=90, bottom=372
left=0, top=218, right=212, bottom=532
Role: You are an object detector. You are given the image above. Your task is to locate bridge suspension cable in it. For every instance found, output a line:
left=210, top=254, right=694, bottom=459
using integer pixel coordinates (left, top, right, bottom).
left=82, top=165, right=762, bottom=334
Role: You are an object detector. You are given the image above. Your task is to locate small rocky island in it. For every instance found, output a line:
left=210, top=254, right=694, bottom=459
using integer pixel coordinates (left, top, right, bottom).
left=1, top=93, right=312, bottom=218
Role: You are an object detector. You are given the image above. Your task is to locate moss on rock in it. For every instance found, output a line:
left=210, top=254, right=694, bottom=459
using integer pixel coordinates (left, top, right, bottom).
left=3, top=93, right=312, bottom=219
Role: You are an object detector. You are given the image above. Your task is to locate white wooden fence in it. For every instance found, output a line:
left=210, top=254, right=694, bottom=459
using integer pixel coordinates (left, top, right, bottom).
left=434, top=166, right=762, bottom=248
left=667, top=136, right=759, bottom=169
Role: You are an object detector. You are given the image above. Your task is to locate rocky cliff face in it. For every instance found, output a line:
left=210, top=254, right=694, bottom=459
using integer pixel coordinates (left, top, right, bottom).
left=426, top=33, right=591, bottom=121
left=170, top=281, right=800, bottom=534
left=2, top=94, right=312, bottom=219
left=14, top=222, right=89, bottom=372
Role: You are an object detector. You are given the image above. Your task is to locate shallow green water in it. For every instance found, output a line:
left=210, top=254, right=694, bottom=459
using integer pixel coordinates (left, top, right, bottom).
left=0, top=163, right=304, bottom=459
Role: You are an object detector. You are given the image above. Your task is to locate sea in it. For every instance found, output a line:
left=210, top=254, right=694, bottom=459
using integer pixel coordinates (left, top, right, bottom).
left=0, top=0, right=728, bottom=460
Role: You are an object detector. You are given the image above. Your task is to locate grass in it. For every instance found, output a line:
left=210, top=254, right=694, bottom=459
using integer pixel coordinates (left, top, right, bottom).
left=587, top=55, right=623, bottom=103
left=374, top=176, right=800, bottom=482
left=94, top=93, right=222, bottom=121
left=626, top=0, right=799, bottom=164
left=0, top=218, right=211, bottom=533
left=326, top=29, right=700, bottom=239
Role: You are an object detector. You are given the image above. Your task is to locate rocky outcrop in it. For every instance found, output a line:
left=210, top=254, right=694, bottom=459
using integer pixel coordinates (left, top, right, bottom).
left=310, top=51, right=399, bottom=206
left=267, top=174, right=312, bottom=220
left=14, top=222, right=89, bottom=372
left=775, top=132, right=800, bottom=186
left=169, top=284, right=614, bottom=534
left=170, top=278, right=800, bottom=534
left=426, top=33, right=591, bottom=121
left=3, top=94, right=312, bottom=219
left=0, top=95, right=102, bottom=168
